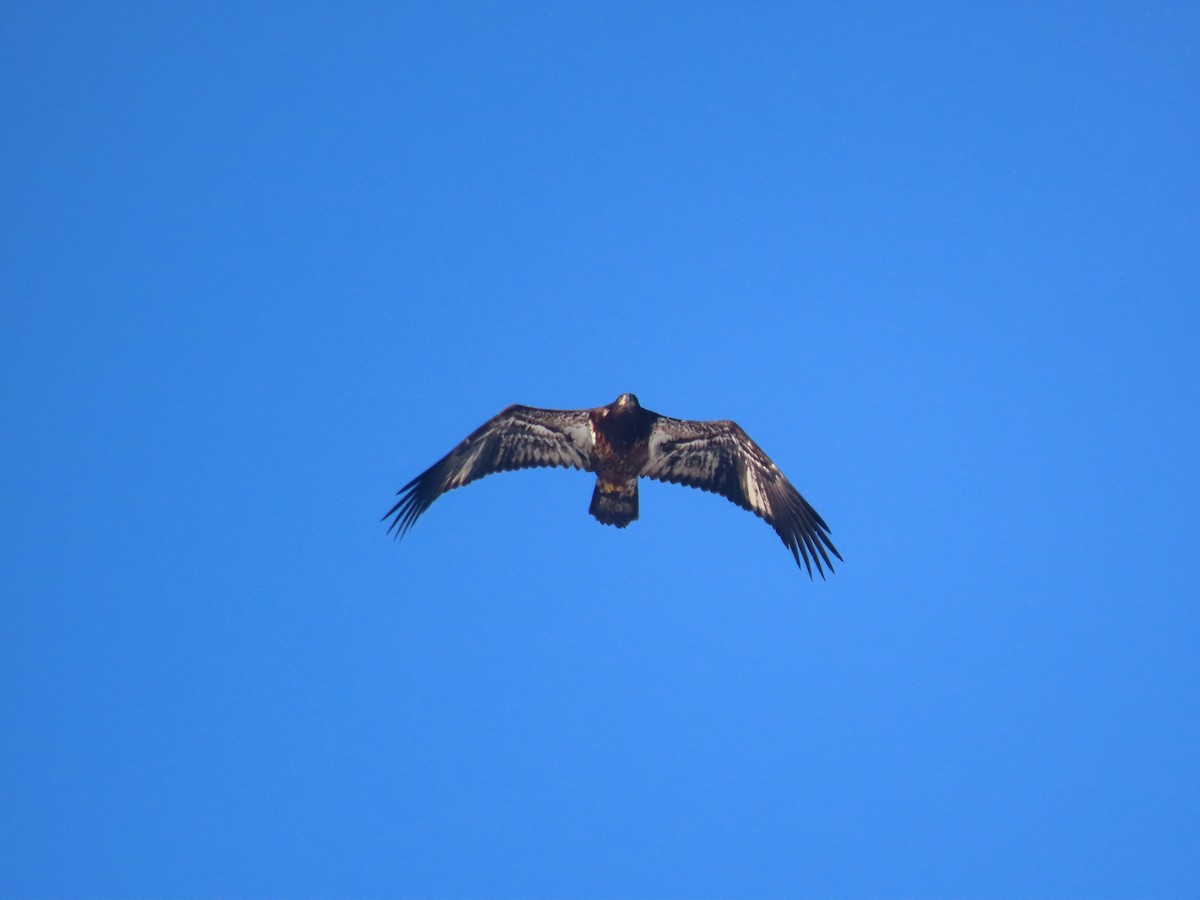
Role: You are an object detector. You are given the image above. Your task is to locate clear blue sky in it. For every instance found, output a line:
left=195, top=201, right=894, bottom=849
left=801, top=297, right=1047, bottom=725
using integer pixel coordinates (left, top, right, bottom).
left=3, top=3, right=1197, bottom=897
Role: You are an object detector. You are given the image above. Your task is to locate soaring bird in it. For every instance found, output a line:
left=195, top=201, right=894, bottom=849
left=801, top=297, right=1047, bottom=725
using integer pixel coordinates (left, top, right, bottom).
left=384, top=393, right=841, bottom=578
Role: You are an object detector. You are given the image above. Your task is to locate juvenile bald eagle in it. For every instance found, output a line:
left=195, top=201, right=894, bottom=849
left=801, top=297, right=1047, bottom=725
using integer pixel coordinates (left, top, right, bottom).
left=384, top=393, right=841, bottom=578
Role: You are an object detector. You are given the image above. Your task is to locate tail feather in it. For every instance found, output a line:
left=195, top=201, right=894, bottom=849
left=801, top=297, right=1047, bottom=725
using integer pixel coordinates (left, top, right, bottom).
left=589, top=479, right=639, bottom=528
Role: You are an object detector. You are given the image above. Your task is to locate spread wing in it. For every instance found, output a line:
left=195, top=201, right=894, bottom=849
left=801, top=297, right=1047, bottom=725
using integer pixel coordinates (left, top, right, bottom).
left=641, top=418, right=841, bottom=578
left=384, top=405, right=595, bottom=538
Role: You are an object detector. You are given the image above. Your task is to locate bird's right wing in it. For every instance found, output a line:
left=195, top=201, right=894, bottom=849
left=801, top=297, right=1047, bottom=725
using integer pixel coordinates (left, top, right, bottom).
left=641, top=416, right=841, bottom=578
left=384, top=405, right=595, bottom=538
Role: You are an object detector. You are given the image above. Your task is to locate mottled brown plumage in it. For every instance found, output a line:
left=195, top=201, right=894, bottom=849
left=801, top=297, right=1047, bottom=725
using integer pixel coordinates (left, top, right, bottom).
left=384, top=393, right=841, bottom=577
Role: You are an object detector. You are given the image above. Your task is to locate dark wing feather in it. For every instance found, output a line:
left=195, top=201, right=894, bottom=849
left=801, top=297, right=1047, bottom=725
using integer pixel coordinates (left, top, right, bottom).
left=384, top=405, right=595, bottom=537
left=640, top=418, right=842, bottom=578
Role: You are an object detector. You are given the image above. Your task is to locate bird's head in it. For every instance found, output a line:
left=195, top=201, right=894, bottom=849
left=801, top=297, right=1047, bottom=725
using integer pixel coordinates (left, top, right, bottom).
left=615, top=392, right=640, bottom=409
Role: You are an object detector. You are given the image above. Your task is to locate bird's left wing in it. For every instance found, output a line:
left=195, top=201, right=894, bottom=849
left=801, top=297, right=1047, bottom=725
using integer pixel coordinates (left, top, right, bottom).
left=384, top=405, right=595, bottom=538
left=640, top=417, right=841, bottom=578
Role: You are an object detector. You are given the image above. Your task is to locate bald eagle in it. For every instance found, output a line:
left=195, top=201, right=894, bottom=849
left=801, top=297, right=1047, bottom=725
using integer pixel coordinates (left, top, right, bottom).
left=384, top=393, right=841, bottom=578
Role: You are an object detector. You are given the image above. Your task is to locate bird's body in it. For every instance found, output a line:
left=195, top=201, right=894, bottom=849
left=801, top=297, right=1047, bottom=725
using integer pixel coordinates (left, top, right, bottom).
left=384, top=393, right=841, bottom=578
left=587, top=393, right=653, bottom=527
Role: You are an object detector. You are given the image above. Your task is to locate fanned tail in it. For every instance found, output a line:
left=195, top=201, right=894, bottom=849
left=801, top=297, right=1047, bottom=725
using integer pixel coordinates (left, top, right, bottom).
left=589, top=479, right=638, bottom=528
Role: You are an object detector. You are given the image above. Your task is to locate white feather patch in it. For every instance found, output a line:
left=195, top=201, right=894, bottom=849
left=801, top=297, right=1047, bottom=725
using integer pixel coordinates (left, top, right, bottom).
left=742, top=466, right=767, bottom=514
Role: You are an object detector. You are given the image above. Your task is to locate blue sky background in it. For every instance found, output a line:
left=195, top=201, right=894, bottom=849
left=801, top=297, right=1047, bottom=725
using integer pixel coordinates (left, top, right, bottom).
left=3, top=3, right=1198, bottom=897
